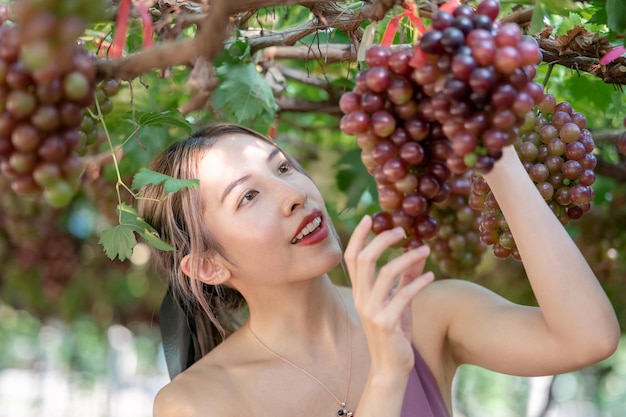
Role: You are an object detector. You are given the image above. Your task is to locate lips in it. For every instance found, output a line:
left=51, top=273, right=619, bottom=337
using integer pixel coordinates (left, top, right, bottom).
left=291, top=209, right=324, bottom=244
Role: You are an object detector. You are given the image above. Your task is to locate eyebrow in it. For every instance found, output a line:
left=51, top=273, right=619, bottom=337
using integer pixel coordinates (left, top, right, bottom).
left=220, top=147, right=282, bottom=204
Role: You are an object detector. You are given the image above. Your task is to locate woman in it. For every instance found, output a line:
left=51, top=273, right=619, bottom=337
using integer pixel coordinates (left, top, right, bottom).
left=140, top=123, right=619, bottom=417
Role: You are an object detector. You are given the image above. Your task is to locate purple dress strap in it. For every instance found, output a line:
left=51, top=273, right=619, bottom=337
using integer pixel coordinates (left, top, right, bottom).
left=400, top=346, right=451, bottom=417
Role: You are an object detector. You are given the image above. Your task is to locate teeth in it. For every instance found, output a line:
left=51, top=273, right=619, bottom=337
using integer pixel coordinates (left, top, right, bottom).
left=291, top=217, right=322, bottom=244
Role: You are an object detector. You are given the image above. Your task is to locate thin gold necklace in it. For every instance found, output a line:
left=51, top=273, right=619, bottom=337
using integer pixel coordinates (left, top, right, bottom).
left=247, top=289, right=354, bottom=417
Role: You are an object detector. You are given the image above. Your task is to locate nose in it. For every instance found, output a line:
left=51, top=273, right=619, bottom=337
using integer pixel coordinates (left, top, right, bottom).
left=275, top=178, right=307, bottom=216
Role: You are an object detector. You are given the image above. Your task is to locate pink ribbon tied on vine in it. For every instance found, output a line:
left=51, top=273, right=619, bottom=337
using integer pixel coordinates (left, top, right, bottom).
left=109, top=0, right=154, bottom=58
left=600, top=46, right=626, bottom=65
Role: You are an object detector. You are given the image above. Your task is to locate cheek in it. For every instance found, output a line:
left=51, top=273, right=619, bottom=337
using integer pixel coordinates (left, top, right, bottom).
left=214, top=214, right=282, bottom=252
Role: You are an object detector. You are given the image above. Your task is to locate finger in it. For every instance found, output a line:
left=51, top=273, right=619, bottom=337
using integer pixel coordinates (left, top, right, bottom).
left=344, top=216, right=372, bottom=300
left=383, top=271, right=434, bottom=320
left=344, top=215, right=372, bottom=271
left=369, top=245, right=430, bottom=303
left=399, top=245, right=430, bottom=282
left=352, top=227, right=406, bottom=296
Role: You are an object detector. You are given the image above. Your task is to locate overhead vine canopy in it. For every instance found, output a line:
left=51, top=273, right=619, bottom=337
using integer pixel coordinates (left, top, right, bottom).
left=0, top=0, right=625, bottom=325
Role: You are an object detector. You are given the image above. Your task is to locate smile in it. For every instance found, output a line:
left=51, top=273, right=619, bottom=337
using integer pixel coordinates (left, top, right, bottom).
left=291, top=216, right=322, bottom=244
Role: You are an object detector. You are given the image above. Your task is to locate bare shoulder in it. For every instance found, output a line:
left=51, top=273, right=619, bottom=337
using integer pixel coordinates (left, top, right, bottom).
left=153, top=336, right=250, bottom=417
left=153, top=361, right=230, bottom=417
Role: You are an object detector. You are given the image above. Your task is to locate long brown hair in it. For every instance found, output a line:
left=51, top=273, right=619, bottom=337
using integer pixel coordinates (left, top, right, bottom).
left=138, top=123, right=303, bottom=359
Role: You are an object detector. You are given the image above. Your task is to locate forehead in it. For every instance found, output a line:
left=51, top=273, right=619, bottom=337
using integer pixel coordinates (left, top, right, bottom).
left=201, top=133, right=276, bottom=165
left=197, top=133, right=278, bottom=192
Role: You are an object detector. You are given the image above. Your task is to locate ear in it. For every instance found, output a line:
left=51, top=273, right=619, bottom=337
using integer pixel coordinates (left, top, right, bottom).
left=180, top=254, right=231, bottom=286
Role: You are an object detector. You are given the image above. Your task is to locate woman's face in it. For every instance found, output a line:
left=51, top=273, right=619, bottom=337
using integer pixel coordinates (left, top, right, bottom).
left=196, top=133, right=343, bottom=287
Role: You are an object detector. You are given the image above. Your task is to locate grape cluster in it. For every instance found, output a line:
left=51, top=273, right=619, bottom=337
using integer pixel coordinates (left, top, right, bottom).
left=0, top=0, right=97, bottom=207
left=471, top=93, right=597, bottom=259
left=0, top=175, right=79, bottom=301
left=340, top=45, right=456, bottom=249
left=338, top=0, right=545, bottom=250
left=429, top=173, right=486, bottom=277
left=78, top=78, right=120, bottom=156
left=413, top=0, right=544, bottom=174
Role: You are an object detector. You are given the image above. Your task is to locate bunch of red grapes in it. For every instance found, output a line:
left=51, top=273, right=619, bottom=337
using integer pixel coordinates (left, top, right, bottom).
left=413, top=0, right=544, bottom=174
left=0, top=1, right=97, bottom=207
left=470, top=93, right=597, bottom=259
left=338, top=0, right=545, bottom=249
left=339, top=0, right=598, bottom=267
left=339, top=44, right=453, bottom=249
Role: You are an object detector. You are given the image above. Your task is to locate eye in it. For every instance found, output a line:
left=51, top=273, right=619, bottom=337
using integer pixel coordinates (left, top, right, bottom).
left=278, top=160, right=292, bottom=174
left=239, top=190, right=258, bottom=206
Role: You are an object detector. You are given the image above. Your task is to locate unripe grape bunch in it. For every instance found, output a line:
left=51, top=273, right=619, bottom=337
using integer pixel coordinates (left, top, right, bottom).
left=429, top=172, right=487, bottom=277
left=470, top=93, right=597, bottom=260
left=0, top=0, right=98, bottom=208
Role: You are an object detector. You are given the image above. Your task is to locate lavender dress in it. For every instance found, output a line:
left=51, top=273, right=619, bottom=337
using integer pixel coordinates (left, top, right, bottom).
left=400, top=347, right=451, bottom=417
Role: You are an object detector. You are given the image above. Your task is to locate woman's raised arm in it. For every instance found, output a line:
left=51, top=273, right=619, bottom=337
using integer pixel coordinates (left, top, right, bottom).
left=442, top=145, right=620, bottom=375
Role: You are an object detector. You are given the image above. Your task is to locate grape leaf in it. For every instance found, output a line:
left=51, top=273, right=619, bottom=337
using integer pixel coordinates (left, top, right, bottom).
left=541, top=0, right=577, bottom=14
left=607, top=0, right=626, bottom=40
left=211, top=62, right=278, bottom=124
left=531, top=0, right=578, bottom=33
left=99, top=224, right=138, bottom=261
left=131, top=167, right=199, bottom=194
left=99, top=203, right=175, bottom=261
left=118, top=203, right=154, bottom=231
left=530, top=2, right=547, bottom=34
left=132, top=110, right=192, bottom=131
left=118, top=203, right=174, bottom=250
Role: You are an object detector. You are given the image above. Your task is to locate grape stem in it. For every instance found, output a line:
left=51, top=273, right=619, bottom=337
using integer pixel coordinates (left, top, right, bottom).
left=542, top=63, right=554, bottom=88
left=90, top=90, right=142, bottom=224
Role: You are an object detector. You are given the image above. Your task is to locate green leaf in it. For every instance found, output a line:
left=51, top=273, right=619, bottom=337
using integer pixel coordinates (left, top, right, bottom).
left=541, top=0, right=578, bottom=14
left=118, top=203, right=154, bottom=231
left=118, top=203, right=175, bottom=252
left=607, top=0, right=626, bottom=34
left=131, top=167, right=199, bottom=194
left=129, top=110, right=192, bottom=131
left=137, top=228, right=175, bottom=251
left=99, top=224, right=137, bottom=261
left=530, top=2, right=547, bottom=34
left=335, top=148, right=376, bottom=209
left=211, top=62, right=278, bottom=124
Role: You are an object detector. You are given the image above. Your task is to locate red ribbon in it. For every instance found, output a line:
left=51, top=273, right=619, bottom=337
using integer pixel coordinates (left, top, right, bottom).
left=136, top=1, right=154, bottom=49
left=109, top=0, right=131, bottom=58
left=381, top=2, right=427, bottom=47
left=109, top=0, right=154, bottom=58
left=407, top=0, right=461, bottom=68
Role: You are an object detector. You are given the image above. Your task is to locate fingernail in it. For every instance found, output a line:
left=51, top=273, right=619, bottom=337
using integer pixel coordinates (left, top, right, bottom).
left=417, top=245, right=430, bottom=255
left=393, top=227, right=406, bottom=237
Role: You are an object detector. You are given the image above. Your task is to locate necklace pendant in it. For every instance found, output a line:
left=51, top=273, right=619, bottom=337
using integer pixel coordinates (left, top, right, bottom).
left=338, top=408, right=353, bottom=416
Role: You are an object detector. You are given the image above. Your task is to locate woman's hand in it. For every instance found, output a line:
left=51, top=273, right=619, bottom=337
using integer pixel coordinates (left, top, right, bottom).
left=344, top=215, right=434, bottom=377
